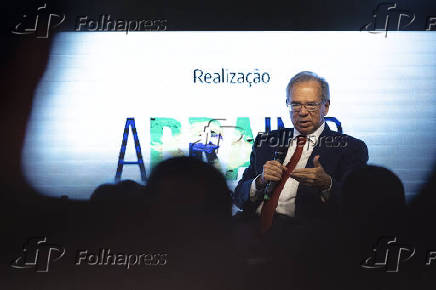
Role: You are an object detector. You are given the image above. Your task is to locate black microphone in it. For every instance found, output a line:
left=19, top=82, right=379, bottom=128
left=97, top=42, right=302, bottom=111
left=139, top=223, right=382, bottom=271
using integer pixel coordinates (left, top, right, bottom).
left=264, top=146, right=288, bottom=200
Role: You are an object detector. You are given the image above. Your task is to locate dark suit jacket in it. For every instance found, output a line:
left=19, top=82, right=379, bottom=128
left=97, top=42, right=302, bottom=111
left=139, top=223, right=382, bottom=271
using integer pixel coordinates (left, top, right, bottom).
left=233, top=123, right=368, bottom=220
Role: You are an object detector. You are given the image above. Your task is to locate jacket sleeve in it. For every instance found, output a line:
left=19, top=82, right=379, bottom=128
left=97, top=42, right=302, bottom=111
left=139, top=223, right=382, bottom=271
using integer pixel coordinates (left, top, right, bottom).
left=232, top=133, right=264, bottom=212
left=329, top=138, right=369, bottom=205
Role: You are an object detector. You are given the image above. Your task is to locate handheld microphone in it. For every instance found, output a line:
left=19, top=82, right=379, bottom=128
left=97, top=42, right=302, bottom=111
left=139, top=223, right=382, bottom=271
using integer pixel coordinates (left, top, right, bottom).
left=264, top=146, right=288, bottom=200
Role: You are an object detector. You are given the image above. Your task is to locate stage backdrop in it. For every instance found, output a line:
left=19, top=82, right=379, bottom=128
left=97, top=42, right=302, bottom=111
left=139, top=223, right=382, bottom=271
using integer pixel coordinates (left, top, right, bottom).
left=22, top=31, right=436, bottom=200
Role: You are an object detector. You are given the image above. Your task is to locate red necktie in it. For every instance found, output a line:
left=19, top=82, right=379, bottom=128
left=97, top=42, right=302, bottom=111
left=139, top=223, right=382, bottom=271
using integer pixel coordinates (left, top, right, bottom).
left=260, top=136, right=307, bottom=234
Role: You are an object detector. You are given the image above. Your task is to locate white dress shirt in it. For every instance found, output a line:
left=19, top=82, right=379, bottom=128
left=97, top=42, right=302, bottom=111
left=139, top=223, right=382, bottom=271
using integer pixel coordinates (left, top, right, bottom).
left=249, top=122, right=326, bottom=217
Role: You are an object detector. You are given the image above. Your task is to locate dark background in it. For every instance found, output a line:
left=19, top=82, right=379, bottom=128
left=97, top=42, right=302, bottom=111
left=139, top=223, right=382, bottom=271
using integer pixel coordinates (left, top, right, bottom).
left=1, top=1, right=436, bottom=289
left=4, top=0, right=436, bottom=31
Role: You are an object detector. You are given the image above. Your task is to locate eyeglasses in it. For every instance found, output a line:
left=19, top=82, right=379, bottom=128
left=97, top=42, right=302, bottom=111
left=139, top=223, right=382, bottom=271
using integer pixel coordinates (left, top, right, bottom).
left=286, top=101, right=323, bottom=112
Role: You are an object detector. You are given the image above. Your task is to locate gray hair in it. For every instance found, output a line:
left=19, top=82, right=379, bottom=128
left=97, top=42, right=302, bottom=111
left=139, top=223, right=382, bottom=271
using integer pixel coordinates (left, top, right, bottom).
left=286, top=71, right=330, bottom=103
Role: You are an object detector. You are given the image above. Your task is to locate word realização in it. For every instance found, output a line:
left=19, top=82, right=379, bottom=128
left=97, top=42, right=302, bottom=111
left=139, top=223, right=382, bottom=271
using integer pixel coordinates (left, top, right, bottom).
left=193, top=68, right=271, bottom=87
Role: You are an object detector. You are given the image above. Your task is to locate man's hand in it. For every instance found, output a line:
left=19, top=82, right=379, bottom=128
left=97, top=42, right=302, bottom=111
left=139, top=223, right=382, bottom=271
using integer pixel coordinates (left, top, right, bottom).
left=289, top=155, right=331, bottom=190
left=256, top=160, right=287, bottom=188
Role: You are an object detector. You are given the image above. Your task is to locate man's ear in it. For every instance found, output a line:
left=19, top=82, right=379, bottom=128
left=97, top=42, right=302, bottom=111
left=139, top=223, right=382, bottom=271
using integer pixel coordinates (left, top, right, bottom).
left=322, top=100, right=330, bottom=116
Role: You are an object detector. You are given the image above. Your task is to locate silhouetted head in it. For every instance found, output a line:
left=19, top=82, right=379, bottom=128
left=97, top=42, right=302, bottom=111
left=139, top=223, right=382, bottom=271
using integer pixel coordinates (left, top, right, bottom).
left=341, top=165, right=406, bottom=227
left=146, top=156, right=232, bottom=220
left=91, top=179, right=146, bottom=204
left=89, top=179, right=147, bottom=219
left=408, top=163, right=436, bottom=240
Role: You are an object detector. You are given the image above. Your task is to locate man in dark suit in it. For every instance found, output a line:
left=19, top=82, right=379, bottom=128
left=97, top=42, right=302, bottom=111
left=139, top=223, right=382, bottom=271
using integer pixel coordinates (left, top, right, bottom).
left=233, top=71, right=368, bottom=229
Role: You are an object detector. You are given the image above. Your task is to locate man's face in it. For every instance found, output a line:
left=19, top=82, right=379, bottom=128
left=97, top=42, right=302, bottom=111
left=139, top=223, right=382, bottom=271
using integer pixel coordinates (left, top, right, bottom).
left=288, top=80, right=330, bottom=135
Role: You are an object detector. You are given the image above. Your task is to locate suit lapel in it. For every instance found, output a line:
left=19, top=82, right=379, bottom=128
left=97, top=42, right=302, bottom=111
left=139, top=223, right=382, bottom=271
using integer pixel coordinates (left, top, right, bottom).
left=305, top=122, right=332, bottom=169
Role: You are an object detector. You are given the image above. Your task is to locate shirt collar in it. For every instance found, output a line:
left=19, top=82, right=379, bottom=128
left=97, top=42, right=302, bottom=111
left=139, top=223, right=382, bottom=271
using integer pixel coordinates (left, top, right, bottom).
left=293, top=121, right=325, bottom=145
